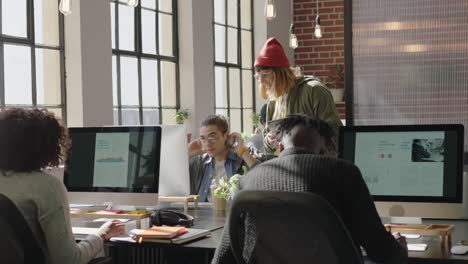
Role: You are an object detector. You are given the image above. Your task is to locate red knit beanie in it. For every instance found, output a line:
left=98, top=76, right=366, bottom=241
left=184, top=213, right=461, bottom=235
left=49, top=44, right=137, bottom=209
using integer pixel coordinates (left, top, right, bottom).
left=254, top=37, right=290, bottom=68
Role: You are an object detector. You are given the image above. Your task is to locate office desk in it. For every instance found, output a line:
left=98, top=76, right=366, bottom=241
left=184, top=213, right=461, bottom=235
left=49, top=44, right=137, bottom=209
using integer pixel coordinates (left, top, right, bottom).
left=103, top=205, right=226, bottom=264
left=79, top=206, right=468, bottom=264
left=403, top=219, right=468, bottom=263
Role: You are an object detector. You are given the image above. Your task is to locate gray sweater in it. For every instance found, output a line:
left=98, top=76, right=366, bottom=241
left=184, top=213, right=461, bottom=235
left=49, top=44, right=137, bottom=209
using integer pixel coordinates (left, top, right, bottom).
left=0, top=170, right=103, bottom=264
left=212, top=148, right=407, bottom=264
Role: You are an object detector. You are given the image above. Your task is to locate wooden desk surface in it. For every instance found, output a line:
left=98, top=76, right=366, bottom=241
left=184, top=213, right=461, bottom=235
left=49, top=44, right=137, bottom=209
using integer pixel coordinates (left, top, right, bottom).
left=97, top=205, right=468, bottom=263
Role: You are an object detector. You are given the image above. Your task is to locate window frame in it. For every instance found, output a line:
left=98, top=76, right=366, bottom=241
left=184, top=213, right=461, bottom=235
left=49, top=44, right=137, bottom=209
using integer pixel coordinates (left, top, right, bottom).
left=213, top=0, right=255, bottom=133
left=0, top=0, right=66, bottom=122
left=111, top=0, right=180, bottom=125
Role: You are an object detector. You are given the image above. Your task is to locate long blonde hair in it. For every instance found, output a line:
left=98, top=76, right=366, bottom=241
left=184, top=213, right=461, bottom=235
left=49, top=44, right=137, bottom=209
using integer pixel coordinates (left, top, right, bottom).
left=257, top=67, right=297, bottom=99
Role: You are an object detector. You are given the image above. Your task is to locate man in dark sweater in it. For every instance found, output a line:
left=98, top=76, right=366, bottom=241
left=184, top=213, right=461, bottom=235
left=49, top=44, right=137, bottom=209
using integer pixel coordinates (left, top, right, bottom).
left=212, top=115, right=408, bottom=264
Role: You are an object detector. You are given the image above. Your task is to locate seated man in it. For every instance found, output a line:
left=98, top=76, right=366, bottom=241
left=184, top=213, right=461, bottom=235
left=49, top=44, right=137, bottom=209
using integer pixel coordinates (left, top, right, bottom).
left=188, top=115, right=258, bottom=202
left=212, top=115, right=408, bottom=264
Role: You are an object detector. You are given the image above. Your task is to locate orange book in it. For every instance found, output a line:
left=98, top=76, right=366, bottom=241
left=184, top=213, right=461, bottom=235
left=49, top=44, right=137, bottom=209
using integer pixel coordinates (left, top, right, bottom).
left=137, top=226, right=188, bottom=239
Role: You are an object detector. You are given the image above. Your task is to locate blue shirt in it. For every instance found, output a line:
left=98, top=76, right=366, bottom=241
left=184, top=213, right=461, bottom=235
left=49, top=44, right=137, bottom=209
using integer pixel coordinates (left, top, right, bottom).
left=197, top=151, right=241, bottom=202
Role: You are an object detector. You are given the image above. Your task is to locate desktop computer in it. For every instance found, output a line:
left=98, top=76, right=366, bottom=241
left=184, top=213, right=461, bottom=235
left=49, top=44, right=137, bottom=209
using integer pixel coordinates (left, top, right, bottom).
left=338, top=124, right=464, bottom=219
left=64, top=126, right=161, bottom=209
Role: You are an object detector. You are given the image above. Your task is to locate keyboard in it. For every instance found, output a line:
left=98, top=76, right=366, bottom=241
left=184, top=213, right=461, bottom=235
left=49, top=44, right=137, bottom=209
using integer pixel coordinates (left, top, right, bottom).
left=72, top=227, right=99, bottom=235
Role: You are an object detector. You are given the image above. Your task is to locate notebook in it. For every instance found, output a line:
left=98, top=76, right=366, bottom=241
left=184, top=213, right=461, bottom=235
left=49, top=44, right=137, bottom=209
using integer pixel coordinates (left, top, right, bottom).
left=130, top=228, right=211, bottom=244
left=135, top=226, right=188, bottom=239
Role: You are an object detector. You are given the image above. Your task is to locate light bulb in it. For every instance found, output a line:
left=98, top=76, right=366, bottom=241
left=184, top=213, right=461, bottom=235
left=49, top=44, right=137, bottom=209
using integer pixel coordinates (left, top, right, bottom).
left=314, top=24, right=322, bottom=38
left=289, top=33, right=298, bottom=49
left=314, top=16, right=322, bottom=39
left=264, top=0, right=277, bottom=21
left=127, top=0, right=139, bottom=7
left=59, top=0, right=72, bottom=16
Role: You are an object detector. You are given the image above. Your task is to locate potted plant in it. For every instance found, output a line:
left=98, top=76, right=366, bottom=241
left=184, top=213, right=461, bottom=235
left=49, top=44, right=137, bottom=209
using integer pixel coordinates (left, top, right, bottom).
left=327, top=64, right=345, bottom=103
left=174, top=109, right=191, bottom=142
left=212, top=166, right=248, bottom=211
left=175, top=109, right=189, bottom=125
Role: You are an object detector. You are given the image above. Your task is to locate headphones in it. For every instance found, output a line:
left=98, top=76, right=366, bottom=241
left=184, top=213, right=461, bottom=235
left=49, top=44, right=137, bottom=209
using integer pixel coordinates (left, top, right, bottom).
left=150, top=209, right=194, bottom=227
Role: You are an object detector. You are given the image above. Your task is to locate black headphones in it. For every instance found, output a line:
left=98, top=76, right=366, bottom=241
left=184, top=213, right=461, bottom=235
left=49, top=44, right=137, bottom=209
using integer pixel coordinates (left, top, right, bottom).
left=150, top=209, right=194, bottom=227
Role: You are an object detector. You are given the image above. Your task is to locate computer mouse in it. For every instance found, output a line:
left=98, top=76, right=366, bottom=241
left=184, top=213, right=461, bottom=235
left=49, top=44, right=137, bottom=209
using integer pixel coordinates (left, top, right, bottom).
left=451, top=245, right=468, bottom=255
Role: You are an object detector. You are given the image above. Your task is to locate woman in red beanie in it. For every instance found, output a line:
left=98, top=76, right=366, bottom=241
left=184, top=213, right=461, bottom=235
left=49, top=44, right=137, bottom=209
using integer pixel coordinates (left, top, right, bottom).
left=254, top=37, right=342, bottom=154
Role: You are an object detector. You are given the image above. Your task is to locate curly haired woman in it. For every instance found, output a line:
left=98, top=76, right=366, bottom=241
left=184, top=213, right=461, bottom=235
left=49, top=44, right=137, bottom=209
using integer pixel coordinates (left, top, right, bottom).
left=0, top=108, right=124, bottom=264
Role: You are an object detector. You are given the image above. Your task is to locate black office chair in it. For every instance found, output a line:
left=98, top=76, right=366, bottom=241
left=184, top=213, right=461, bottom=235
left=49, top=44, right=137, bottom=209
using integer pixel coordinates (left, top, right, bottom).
left=0, top=193, right=112, bottom=264
left=228, top=191, right=364, bottom=264
left=0, top=193, right=45, bottom=264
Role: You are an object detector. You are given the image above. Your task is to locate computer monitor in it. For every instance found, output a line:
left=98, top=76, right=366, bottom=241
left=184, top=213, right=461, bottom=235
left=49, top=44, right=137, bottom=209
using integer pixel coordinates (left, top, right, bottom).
left=338, top=124, right=464, bottom=218
left=158, top=125, right=191, bottom=196
left=64, top=126, right=161, bottom=209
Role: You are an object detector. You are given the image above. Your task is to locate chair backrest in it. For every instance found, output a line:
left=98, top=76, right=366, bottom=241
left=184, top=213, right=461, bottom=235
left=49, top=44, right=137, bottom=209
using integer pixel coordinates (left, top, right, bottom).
left=0, top=193, right=45, bottom=264
left=229, top=191, right=363, bottom=264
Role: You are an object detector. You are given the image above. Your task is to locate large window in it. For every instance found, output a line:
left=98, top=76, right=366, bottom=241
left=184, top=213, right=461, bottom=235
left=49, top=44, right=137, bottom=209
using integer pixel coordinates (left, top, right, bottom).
left=213, top=0, right=255, bottom=134
left=111, top=0, right=178, bottom=125
left=0, top=0, right=65, bottom=120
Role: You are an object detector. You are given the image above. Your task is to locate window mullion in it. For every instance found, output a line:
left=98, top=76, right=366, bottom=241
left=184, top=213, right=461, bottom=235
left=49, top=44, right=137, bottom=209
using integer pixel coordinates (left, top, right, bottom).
left=28, top=0, right=37, bottom=106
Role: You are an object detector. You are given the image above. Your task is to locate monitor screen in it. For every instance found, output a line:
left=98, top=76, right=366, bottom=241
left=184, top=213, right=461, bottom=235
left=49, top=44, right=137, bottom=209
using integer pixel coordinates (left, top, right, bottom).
left=338, top=124, right=464, bottom=203
left=64, top=126, right=161, bottom=194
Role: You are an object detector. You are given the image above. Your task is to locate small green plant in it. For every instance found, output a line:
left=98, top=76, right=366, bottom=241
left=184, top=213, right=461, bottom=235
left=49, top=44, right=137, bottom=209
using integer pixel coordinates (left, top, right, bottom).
left=250, top=112, right=262, bottom=134
left=213, top=166, right=248, bottom=200
left=175, top=109, right=189, bottom=124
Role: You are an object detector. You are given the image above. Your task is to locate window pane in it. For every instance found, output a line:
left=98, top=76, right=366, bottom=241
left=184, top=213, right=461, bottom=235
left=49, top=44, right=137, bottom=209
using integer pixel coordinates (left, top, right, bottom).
left=158, top=0, right=172, bottom=13
left=142, top=10, right=157, bottom=54
left=47, top=108, right=63, bottom=120
left=215, top=66, right=228, bottom=107
left=242, top=70, right=253, bottom=108
left=230, top=109, right=242, bottom=133
left=111, top=3, right=116, bottom=49
left=241, top=30, right=252, bottom=68
left=216, top=108, right=228, bottom=117
left=159, top=13, right=173, bottom=56
left=141, top=59, right=159, bottom=107
left=4, top=44, right=32, bottom=105
left=162, top=109, right=177, bottom=125
left=243, top=109, right=253, bottom=134
left=2, top=0, right=27, bottom=37
left=112, top=55, right=118, bottom=106
left=227, top=28, right=238, bottom=64
left=160, top=61, right=176, bottom=106
left=214, top=0, right=225, bottom=24
left=240, top=0, right=251, bottom=29
left=34, top=0, right=60, bottom=46
left=120, top=56, right=139, bottom=106
left=229, top=68, right=241, bottom=107
left=36, top=48, right=61, bottom=105
left=122, top=108, right=140, bottom=125
left=214, top=25, right=226, bottom=62
left=143, top=109, right=159, bottom=125
left=227, top=0, right=238, bottom=27
left=113, top=108, right=119, bottom=125
left=118, top=4, right=135, bottom=51
left=141, top=0, right=156, bottom=9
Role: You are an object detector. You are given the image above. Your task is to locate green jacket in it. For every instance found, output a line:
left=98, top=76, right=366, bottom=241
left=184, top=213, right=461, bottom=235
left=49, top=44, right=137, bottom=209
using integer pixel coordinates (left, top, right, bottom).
left=266, top=76, right=342, bottom=136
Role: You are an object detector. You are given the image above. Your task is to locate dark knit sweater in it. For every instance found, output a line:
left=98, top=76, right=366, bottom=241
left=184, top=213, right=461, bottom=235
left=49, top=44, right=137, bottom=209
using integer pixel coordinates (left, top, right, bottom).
left=211, top=147, right=407, bottom=264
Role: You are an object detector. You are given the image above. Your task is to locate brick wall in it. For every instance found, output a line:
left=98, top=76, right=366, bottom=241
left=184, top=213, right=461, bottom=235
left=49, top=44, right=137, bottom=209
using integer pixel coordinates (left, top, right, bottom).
left=293, top=0, right=345, bottom=118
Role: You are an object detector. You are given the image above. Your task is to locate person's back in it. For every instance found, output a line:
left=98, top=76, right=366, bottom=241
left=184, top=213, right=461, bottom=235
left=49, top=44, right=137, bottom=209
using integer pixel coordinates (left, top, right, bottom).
left=240, top=149, right=406, bottom=263
left=212, top=115, right=407, bottom=264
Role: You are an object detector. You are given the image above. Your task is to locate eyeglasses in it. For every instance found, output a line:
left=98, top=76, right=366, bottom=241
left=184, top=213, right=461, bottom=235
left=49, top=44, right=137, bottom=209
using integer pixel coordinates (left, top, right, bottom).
left=253, top=71, right=273, bottom=80
left=199, top=135, right=220, bottom=144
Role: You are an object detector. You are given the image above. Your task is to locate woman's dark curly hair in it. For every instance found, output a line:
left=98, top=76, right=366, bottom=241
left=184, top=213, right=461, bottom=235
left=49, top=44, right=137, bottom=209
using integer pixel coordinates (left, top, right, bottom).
left=0, top=108, right=69, bottom=172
